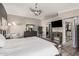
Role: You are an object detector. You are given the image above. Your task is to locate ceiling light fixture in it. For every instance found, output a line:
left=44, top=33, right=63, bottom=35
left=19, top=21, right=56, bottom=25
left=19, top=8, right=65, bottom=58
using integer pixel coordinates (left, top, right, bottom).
left=30, top=3, right=42, bottom=16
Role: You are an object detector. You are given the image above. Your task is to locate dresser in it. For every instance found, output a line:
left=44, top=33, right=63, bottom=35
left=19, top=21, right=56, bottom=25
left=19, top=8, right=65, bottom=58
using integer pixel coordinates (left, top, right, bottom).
left=24, top=31, right=37, bottom=37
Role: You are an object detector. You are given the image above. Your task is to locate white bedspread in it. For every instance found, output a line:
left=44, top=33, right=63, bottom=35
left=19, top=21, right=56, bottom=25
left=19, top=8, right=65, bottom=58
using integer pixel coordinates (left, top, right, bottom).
left=0, top=37, right=59, bottom=56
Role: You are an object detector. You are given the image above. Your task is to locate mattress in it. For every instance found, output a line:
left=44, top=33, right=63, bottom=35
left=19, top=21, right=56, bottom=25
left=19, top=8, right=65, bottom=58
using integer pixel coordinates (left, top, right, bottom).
left=0, top=37, right=59, bottom=56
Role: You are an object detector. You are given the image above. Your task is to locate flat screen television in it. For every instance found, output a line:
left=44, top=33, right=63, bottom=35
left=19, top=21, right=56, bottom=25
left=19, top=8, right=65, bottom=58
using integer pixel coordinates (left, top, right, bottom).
left=51, top=20, right=62, bottom=27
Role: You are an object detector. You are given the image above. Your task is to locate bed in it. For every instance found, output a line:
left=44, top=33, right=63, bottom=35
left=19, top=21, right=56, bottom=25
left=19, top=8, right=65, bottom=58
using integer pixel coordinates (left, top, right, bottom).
left=0, top=36, right=59, bottom=56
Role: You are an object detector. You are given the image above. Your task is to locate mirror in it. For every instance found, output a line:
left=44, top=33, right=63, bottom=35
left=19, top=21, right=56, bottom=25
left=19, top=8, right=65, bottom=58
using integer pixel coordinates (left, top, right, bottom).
left=65, top=22, right=72, bottom=42
left=26, top=24, right=35, bottom=31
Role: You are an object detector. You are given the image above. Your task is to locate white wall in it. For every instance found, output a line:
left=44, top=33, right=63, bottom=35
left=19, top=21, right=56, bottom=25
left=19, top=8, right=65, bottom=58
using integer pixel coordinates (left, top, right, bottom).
left=41, top=16, right=62, bottom=38
left=59, top=9, right=79, bottom=46
left=41, top=9, right=79, bottom=46
left=59, top=9, right=79, bottom=19
left=9, top=25, right=25, bottom=37
left=7, top=14, right=41, bottom=38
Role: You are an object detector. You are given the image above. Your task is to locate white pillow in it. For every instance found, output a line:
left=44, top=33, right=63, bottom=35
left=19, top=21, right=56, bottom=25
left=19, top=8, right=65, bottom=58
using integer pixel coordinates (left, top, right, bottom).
left=0, top=34, right=6, bottom=48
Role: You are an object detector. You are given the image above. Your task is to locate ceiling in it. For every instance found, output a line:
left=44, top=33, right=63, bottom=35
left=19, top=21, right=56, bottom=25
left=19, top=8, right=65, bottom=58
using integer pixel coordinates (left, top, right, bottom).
left=3, top=3, right=79, bottom=20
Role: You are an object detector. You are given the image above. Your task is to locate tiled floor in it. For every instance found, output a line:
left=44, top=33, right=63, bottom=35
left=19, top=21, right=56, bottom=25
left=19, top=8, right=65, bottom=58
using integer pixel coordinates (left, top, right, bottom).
left=45, top=38, right=79, bottom=56
left=61, top=40, right=79, bottom=56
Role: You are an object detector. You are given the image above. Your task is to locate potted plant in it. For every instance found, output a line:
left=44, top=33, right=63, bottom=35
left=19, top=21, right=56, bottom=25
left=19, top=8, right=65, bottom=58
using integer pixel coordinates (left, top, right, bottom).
left=38, top=26, right=43, bottom=37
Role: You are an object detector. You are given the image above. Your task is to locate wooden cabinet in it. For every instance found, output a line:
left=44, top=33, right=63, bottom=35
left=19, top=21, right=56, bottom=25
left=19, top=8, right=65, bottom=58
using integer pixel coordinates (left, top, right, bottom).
left=24, top=31, right=37, bottom=37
